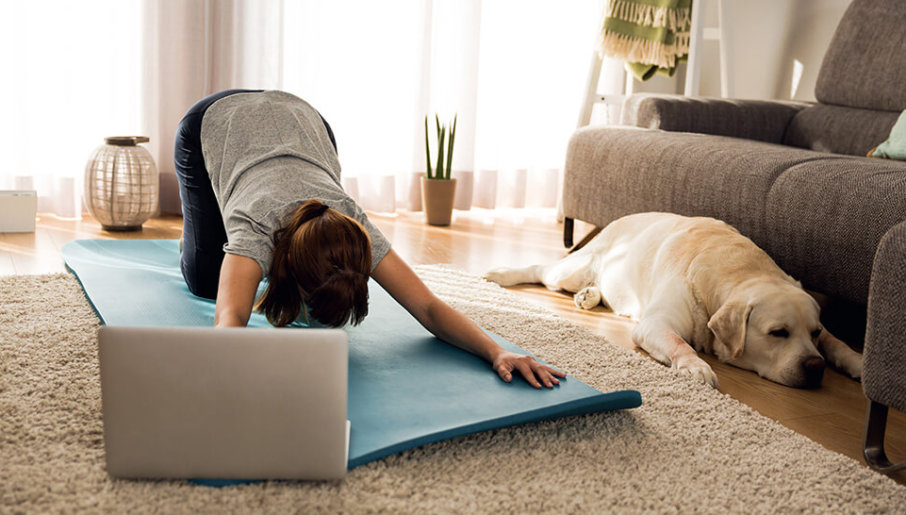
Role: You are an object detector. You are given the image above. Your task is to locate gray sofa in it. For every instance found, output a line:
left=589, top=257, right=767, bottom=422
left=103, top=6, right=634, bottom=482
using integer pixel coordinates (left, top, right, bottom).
left=561, top=0, right=906, bottom=472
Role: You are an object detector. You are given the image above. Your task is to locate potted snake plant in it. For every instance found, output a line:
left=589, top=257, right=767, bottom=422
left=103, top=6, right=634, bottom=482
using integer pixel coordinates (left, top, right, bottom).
left=421, top=114, right=457, bottom=226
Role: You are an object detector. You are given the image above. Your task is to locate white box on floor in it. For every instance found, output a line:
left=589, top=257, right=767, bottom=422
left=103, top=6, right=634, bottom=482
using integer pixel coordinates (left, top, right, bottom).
left=0, top=190, right=38, bottom=232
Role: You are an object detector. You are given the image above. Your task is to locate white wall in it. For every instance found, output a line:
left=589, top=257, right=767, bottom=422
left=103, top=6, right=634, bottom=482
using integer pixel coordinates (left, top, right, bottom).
left=631, top=0, right=852, bottom=102
left=770, top=0, right=852, bottom=102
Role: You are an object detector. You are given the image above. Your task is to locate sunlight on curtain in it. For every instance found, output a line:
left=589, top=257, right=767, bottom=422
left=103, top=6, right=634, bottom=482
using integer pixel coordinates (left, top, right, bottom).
left=141, top=0, right=286, bottom=214
left=474, top=0, right=603, bottom=209
left=0, top=1, right=142, bottom=218
left=281, top=0, right=605, bottom=213
left=282, top=0, right=429, bottom=213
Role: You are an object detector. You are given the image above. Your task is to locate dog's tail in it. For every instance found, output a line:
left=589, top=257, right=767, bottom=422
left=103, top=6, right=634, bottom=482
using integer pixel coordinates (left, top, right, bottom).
left=569, top=226, right=603, bottom=254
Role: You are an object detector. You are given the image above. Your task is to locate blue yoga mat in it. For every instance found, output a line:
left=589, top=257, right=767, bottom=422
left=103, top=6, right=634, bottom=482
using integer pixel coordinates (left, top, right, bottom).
left=63, top=239, right=642, bottom=470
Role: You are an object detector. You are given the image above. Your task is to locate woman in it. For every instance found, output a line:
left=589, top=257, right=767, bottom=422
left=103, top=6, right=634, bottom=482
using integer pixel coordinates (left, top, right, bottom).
left=173, top=89, right=565, bottom=388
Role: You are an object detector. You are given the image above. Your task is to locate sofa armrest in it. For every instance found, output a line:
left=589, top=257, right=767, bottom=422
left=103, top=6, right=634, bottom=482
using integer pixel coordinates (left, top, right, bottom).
left=863, top=221, right=906, bottom=413
left=620, top=94, right=810, bottom=144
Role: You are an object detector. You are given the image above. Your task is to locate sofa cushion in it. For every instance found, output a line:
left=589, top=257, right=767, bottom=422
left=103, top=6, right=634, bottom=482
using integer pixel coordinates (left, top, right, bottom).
left=783, top=104, right=900, bottom=156
left=622, top=94, right=807, bottom=144
left=562, top=127, right=844, bottom=247
left=765, top=158, right=906, bottom=304
left=815, top=0, right=906, bottom=112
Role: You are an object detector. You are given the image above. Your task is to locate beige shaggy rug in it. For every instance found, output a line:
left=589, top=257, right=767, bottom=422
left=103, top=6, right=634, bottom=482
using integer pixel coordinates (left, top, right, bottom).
left=2, top=267, right=905, bottom=513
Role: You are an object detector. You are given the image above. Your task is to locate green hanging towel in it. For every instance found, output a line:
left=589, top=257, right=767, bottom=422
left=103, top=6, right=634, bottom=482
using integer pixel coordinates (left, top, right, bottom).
left=598, top=0, right=693, bottom=81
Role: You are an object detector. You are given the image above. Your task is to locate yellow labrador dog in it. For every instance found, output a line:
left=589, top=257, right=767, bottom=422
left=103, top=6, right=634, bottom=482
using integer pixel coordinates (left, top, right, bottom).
left=484, top=212, right=863, bottom=388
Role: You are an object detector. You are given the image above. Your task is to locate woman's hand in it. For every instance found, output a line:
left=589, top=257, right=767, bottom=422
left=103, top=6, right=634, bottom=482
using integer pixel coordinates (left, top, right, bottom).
left=492, top=351, right=567, bottom=388
left=372, top=250, right=570, bottom=389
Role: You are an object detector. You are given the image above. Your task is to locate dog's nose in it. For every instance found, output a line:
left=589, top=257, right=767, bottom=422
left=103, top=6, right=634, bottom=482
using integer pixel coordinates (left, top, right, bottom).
left=801, top=356, right=826, bottom=388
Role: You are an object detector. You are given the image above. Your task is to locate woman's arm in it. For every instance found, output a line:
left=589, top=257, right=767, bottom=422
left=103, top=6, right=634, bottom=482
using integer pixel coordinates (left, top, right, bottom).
left=214, top=253, right=263, bottom=327
left=371, top=249, right=566, bottom=388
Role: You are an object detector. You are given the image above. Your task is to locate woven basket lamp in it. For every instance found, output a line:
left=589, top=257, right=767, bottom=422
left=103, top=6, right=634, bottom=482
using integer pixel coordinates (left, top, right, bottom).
left=84, top=136, right=159, bottom=231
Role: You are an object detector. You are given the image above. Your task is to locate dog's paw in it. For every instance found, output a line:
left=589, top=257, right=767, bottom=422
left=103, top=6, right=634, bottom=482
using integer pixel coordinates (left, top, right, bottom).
left=840, top=354, right=863, bottom=381
left=483, top=267, right=520, bottom=286
left=819, top=331, right=863, bottom=381
left=573, top=286, right=601, bottom=310
left=483, top=267, right=512, bottom=285
left=674, top=354, right=719, bottom=388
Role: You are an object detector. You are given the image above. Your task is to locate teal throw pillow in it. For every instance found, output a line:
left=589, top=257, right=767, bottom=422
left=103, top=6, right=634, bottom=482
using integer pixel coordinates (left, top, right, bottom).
left=870, top=109, right=906, bottom=160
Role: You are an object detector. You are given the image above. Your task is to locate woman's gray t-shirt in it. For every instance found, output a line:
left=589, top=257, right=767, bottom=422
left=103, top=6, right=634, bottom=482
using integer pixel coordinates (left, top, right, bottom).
left=199, top=90, right=391, bottom=277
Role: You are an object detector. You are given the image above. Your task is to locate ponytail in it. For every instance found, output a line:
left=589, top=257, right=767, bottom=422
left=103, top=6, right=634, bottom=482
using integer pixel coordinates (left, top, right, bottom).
left=254, top=199, right=372, bottom=327
left=307, top=269, right=370, bottom=327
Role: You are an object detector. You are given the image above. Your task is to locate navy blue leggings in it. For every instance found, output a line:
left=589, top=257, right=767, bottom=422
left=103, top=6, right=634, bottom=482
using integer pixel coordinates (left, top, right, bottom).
left=173, top=89, right=337, bottom=299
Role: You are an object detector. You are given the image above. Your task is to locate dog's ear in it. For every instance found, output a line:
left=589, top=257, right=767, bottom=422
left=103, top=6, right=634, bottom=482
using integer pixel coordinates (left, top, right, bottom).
left=708, top=299, right=753, bottom=361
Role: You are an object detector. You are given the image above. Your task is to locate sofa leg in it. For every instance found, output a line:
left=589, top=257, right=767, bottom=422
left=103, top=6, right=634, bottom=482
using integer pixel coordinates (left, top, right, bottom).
left=564, top=218, right=574, bottom=248
left=863, top=400, right=906, bottom=473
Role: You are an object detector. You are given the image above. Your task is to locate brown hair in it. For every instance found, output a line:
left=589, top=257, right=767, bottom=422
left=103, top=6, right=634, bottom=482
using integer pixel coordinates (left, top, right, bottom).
left=254, top=199, right=372, bottom=327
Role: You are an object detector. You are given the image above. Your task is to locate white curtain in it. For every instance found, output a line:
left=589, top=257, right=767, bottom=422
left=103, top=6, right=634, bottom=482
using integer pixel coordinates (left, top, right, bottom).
left=281, top=0, right=605, bottom=212
left=1, top=0, right=604, bottom=218
left=0, top=1, right=143, bottom=218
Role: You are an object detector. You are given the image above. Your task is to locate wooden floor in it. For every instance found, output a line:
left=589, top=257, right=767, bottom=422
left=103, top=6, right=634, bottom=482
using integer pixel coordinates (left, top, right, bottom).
left=2, top=208, right=904, bottom=484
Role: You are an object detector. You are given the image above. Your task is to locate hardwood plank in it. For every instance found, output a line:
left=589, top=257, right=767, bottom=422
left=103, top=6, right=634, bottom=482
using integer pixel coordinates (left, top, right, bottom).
left=39, top=214, right=182, bottom=248
left=0, top=227, right=66, bottom=275
left=0, top=249, right=15, bottom=276
left=0, top=214, right=183, bottom=277
left=41, top=216, right=115, bottom=251
left=782, top=408, right=906, bottom=475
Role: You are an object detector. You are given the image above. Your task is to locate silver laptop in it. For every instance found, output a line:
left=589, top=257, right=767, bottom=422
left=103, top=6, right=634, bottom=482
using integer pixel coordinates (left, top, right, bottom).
left=98, top=326, right=349, bottom=480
